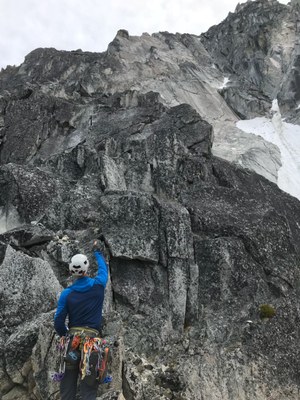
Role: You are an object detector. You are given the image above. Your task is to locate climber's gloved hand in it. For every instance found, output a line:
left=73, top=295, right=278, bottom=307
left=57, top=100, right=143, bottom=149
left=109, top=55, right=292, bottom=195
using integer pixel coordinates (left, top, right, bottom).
left=92, top=238, right=106, bottom=254
left=92, top=239, right=100, bottom=252
left=94, top=236, right=112, bottom=260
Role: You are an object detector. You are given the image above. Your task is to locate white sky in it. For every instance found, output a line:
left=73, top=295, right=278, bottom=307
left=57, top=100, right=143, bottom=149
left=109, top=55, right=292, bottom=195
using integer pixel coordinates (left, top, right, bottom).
left=0, top=0, right=290, bottom=70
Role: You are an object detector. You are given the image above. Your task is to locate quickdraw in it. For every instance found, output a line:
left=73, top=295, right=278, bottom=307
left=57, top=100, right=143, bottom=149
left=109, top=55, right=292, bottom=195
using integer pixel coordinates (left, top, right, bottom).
left=71, top=335, right=81, bottom=350
left=99, top=347, right=110, bottom=381
left=80, top=337, right=109, bottom=381
left=50, top=336, right=70, bottom=382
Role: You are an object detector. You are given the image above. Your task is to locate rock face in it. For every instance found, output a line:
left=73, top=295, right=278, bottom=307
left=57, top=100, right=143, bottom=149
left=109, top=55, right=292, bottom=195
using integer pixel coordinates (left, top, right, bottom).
left=199, top=0, right=300, bottom=182
left=201, top=0, right=300, bottom=122
left=2, top=0, right=299, bottom=184
left=1, top=1, right=300, bottom=400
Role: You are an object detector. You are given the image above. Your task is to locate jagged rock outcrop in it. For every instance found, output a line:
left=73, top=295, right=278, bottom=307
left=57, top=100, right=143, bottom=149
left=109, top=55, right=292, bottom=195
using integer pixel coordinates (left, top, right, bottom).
left=1, top=1, right=300, bottom=399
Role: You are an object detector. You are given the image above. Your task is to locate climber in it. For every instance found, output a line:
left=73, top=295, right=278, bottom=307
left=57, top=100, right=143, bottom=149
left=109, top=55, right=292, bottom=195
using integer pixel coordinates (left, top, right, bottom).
left=54, top=239, right=109, bottom=400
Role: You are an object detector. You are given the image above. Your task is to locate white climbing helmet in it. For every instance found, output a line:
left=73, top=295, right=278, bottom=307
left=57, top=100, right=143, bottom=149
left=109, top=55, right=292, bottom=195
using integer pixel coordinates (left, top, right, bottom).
left=69, top=254, right=89, bottom=276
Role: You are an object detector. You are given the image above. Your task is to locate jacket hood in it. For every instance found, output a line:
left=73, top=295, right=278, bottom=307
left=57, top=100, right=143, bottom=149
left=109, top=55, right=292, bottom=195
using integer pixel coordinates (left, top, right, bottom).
left=70, top=276, right=94, bottom=292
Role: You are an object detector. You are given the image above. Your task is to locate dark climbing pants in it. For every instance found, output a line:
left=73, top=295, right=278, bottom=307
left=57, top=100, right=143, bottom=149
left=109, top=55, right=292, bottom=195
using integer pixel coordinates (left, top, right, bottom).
left=60, top=365, right=98, bottom=400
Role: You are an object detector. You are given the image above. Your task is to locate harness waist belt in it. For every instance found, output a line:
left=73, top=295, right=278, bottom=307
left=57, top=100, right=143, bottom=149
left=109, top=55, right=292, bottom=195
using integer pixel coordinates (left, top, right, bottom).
left=69, top=326, right=99, bottom=336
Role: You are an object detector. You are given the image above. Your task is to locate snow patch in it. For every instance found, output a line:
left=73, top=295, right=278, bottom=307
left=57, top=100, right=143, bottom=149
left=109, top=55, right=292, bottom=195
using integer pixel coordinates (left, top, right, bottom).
left=237, top=100, right=300, bottom=200
left=219, top=77, right=230, bottom=89
left=271, top=99, right=280, bottom=113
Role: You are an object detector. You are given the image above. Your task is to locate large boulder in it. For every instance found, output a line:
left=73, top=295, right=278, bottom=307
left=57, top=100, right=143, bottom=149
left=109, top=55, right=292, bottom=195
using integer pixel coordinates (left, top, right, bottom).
left=0, top=245, right=61, bottom=398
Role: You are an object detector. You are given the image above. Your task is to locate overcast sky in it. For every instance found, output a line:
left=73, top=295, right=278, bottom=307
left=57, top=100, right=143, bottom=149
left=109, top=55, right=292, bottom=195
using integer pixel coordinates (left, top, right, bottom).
left=0, top=0, right=290, bottom=70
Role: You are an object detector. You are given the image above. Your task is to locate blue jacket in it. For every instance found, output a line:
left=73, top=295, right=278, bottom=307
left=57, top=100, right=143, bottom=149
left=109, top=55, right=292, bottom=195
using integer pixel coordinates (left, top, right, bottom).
left=54, top=251, right=108, bottom=336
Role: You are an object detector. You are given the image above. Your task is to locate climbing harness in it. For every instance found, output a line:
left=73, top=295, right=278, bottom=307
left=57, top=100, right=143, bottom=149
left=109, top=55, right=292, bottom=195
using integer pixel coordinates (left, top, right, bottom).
left=51, top=330, right=113, bottom=385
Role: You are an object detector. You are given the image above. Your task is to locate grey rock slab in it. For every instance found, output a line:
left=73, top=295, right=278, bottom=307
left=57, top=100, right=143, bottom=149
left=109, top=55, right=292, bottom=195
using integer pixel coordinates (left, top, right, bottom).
left=0, top=245, right=61, bottom=330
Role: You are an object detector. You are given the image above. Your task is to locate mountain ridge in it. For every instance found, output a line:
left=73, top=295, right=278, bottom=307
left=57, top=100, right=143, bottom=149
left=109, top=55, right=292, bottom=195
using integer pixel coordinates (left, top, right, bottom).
left=2, top=0, right=299, bottom=190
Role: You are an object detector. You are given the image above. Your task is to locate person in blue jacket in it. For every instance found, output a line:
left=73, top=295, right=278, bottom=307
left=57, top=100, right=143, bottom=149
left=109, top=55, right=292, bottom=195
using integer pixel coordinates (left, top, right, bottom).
left=54, top=240, right=108, bottom=400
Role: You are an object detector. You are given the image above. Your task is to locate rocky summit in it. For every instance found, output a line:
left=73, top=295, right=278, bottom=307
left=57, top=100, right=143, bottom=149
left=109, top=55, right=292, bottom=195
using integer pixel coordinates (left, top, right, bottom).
left=1, top=1, right=300, bottom=399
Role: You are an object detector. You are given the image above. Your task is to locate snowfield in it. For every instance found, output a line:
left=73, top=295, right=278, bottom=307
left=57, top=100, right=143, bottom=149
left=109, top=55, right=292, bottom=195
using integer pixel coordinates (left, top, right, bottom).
left=237, top=101, right=300, bottom=201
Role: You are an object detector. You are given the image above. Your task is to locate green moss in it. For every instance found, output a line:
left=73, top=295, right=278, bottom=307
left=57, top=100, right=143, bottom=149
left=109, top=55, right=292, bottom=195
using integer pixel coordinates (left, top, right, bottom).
left=259, top=304, right=276, bottom=319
